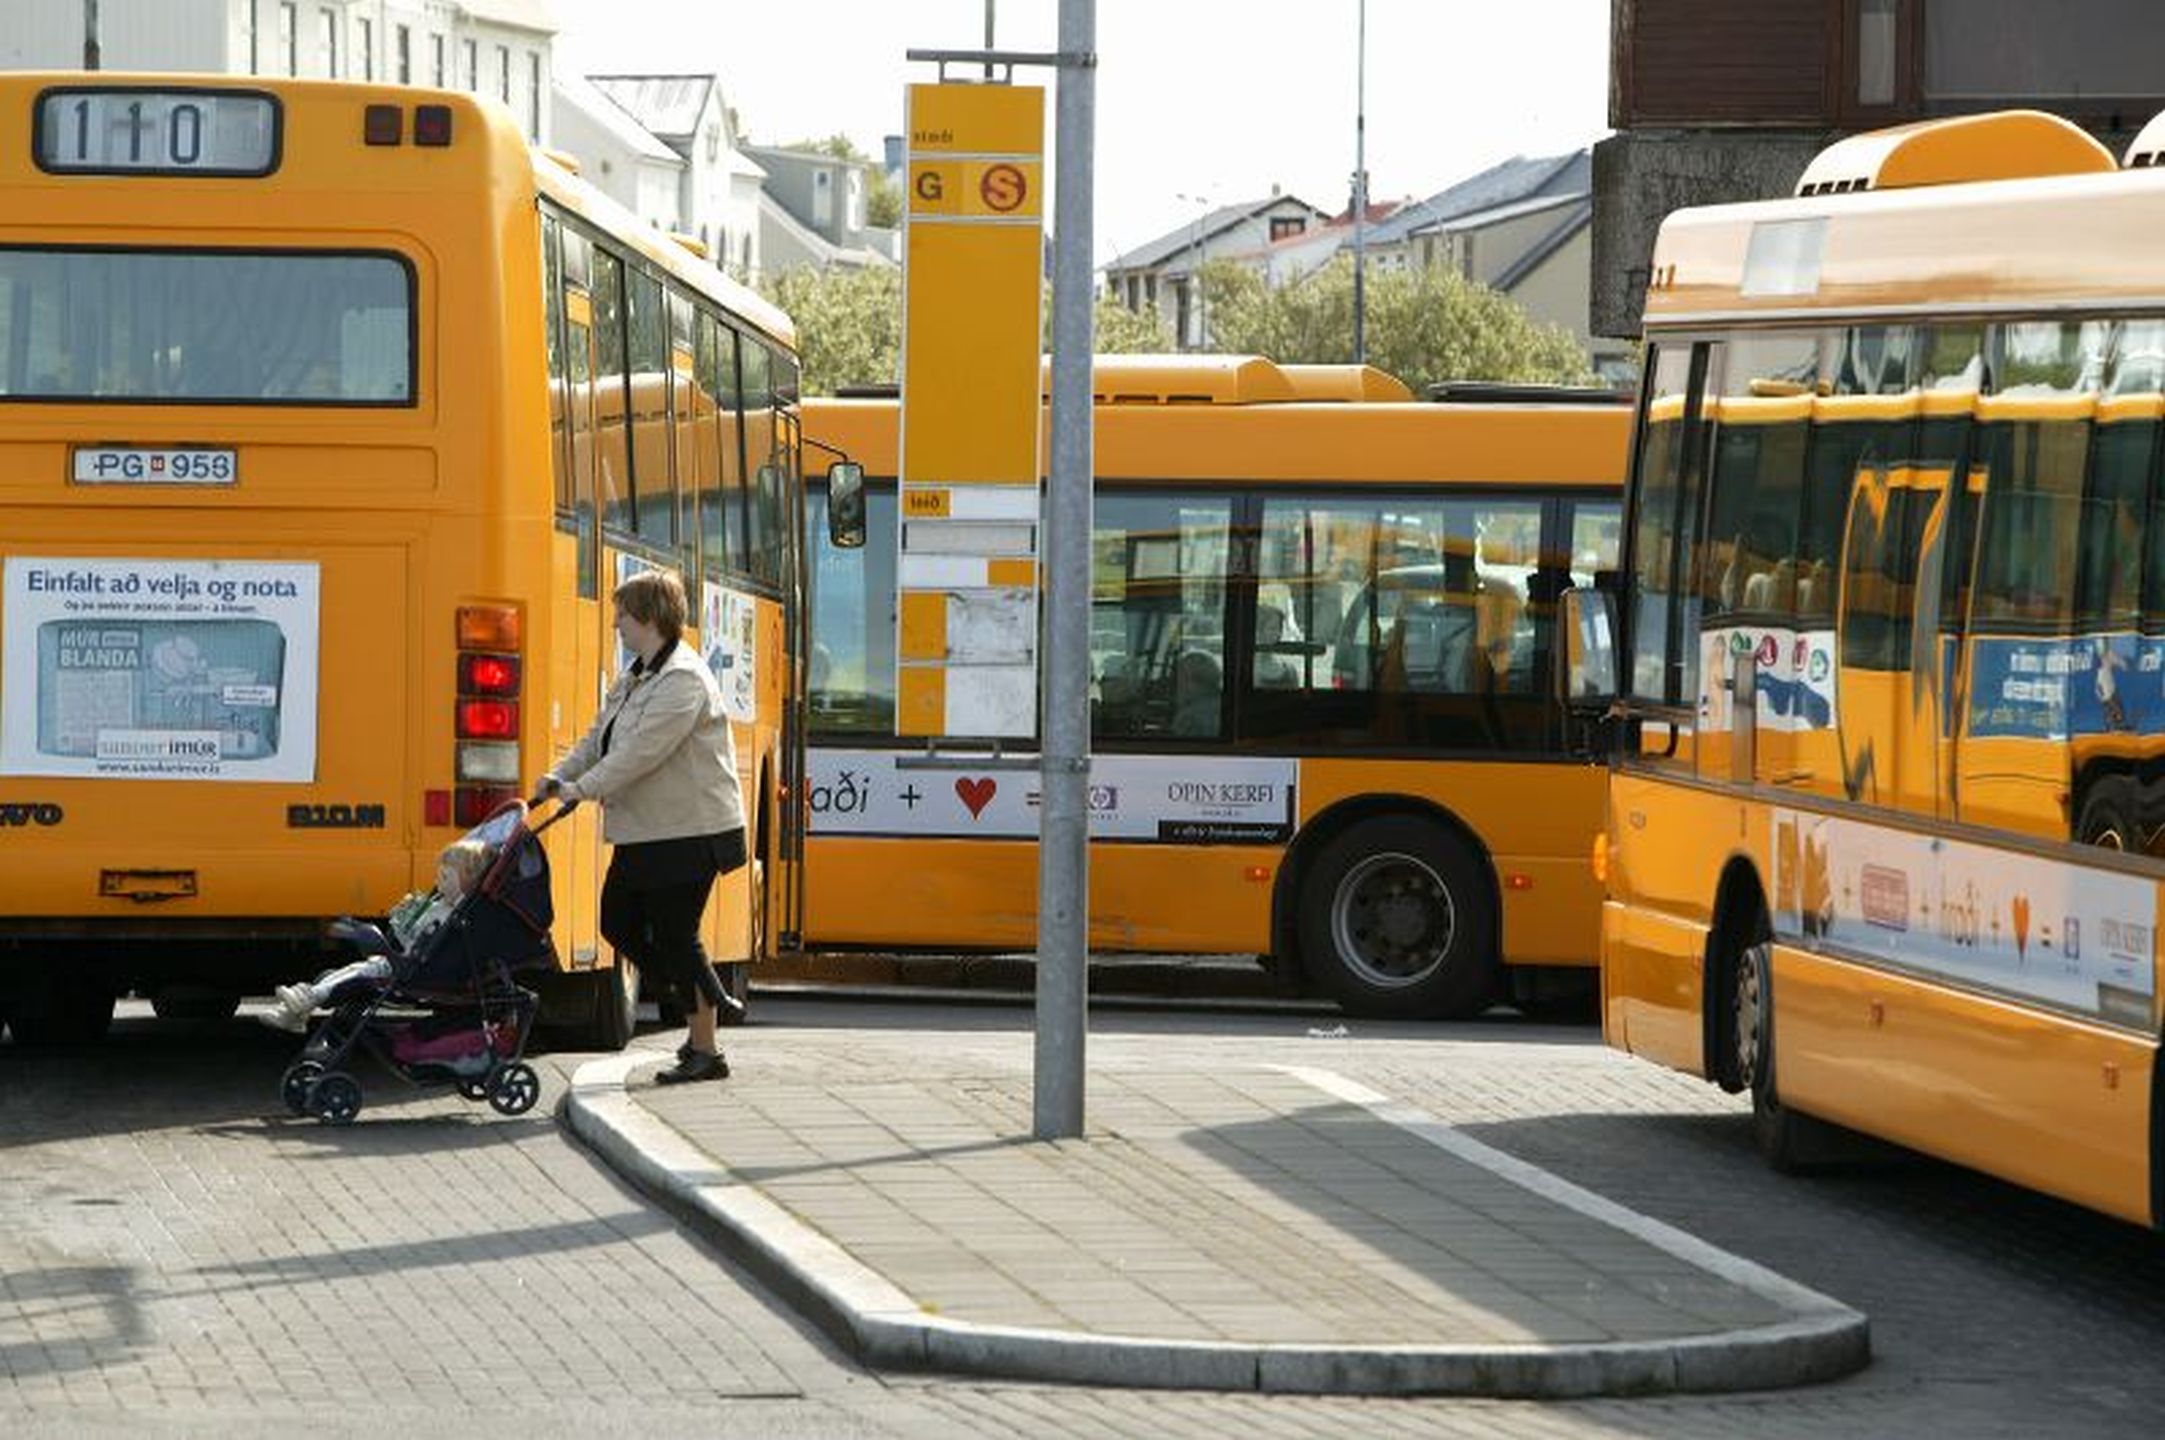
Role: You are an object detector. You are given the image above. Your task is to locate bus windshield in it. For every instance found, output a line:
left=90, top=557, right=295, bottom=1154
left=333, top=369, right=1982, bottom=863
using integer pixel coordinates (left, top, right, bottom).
left=0, top=247, right=413, bottom=404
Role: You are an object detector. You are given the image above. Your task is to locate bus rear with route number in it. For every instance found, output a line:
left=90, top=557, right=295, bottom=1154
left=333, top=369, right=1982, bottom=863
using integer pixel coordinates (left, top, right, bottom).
left=0, top=75, right=549, bottom=1020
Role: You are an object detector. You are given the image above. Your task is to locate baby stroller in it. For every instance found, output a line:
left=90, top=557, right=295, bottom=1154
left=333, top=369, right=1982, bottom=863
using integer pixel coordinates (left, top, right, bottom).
left=278, top=800, right=569, bottom=1126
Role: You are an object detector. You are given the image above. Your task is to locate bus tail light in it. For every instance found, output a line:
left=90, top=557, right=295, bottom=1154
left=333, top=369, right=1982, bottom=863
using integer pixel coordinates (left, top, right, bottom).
left=456, top=700, right=519, bottom=739
left=458, top=653, right=522, bottom=695
left=457, top=605, right=522, bottom=650
left=424, top=789, right=452, bottom=827
left=454, top=786, right=519, bottom=827
left=457, top=741, right=521, bottom=783
left=452, top=604, right=524, bottom=828
left=414, top=105, right=453, bottom=148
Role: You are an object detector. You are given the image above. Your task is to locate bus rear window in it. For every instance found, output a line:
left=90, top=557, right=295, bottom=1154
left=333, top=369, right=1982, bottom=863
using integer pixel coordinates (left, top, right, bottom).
left=0, top=248, right=412, bottom=405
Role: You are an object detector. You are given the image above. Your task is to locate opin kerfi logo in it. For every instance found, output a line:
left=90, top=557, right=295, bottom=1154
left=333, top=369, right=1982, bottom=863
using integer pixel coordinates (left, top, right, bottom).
left=0, top=802, right=63, bottom=827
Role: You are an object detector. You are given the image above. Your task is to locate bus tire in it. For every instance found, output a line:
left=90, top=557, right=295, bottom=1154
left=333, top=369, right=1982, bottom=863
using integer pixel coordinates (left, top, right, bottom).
left=582, top=958, right=638, bottom=1053
left=2077, top=777, right=2140, bottom=852
left=9, top=972, right=117, bottom=1047
left=1296, top=815, right=1497, bottom=1020
left=1732, top=938, right=1852, bottom=1172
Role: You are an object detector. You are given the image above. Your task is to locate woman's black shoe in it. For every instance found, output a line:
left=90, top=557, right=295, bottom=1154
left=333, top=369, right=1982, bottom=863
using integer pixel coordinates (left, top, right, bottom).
left=655, top=1048, right=729, bottom=1084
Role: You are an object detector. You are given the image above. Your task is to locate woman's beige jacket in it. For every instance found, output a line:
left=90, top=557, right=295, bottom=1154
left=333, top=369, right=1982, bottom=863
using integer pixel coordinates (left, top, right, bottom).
left=548, top=641, right=744, bottom=844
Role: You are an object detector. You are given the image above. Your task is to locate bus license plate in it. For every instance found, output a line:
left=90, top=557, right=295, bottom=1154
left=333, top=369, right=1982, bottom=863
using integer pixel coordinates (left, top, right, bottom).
left=71, top=447, right=238, bottom=486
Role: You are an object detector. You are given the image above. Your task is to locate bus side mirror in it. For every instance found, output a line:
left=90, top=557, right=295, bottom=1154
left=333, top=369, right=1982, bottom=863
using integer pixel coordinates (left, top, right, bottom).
left=825, top=461, right=866, bottom=549
left=1559, top=587, right=1619, bottom=707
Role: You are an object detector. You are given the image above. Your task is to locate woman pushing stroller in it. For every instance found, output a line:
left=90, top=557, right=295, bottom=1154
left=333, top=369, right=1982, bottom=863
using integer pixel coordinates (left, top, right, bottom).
left=534, top=568, right=747, bottom=1085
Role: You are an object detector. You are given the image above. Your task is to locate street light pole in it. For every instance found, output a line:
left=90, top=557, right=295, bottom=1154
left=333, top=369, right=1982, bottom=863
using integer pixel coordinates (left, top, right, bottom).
left=1177, top=191, right=1212, bottom=351
left=1352, top=0, right=1367, bottom=365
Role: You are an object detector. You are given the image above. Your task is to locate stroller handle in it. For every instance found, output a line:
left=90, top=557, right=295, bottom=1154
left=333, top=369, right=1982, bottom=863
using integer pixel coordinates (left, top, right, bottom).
left=528, top=798, right=579, bottom=835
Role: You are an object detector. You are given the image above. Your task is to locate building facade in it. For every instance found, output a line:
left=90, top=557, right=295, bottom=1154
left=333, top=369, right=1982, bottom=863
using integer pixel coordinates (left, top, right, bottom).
left=1102, top=193, right=1329, bottom=349
left=2, top=0, right=555, bottom=143
left=1595, top=0, right=2165, bottom=336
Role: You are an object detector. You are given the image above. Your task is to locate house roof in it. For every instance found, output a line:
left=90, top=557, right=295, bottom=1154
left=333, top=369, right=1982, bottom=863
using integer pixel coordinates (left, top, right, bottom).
left=1494, top=197, right=1593, bottom=293
left=587, top=75, right=717, bottom=143
left=1363, top=151, right=1590, bottom=248
left=458, top=1, right=559, bottom=34
left=1407, top=187, right=1589, bottom=238
left=1105, top=194, right=1325, bottom=273
left=555, top=73, right=680, bottom=165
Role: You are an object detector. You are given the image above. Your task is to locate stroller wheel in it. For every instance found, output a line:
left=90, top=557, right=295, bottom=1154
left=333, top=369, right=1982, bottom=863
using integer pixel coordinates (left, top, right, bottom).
left=309, top=1071, right=363, bottom=1126
left=457, top=1078, right=491, bottom=1102
left=280, top=1060, right=325, bottom=1116
left=487, top=1062, right=540, bottom=1117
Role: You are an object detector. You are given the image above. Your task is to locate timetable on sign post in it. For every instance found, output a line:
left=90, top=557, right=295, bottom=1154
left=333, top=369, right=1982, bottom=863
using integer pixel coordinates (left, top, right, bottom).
left=895, top=83, right=1045, bottom=740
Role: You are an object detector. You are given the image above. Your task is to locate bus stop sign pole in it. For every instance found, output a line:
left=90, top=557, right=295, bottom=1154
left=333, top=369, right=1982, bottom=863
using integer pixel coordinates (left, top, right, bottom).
left=909, top=3, right=1096, bottom=1140
left=1036, top=0, right=1096, bottom=1141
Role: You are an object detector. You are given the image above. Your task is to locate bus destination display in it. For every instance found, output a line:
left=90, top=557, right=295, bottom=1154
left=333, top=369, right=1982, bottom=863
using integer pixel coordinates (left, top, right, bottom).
left=35, top=89, right=279, bottom=176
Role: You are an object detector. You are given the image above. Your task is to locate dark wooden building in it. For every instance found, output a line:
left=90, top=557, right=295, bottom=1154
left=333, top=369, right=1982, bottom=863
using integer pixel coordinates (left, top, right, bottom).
left=1594, top=0, right=2165, bottom=336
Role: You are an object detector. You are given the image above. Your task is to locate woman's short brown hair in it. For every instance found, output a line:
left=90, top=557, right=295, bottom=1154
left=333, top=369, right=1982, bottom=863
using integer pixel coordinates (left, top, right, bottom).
left=612, top=568, right=689, bottom=645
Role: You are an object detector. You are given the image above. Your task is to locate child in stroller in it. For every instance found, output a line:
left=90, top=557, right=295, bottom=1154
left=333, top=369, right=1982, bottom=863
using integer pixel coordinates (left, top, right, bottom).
left=276, top=801, right=565, bottom=1126
left=260, top=838, right=493, bottom=1032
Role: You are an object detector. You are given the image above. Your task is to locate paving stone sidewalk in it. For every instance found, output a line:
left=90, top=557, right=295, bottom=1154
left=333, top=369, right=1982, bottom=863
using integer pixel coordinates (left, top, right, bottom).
left=562, top=1026, right=1867, bottom=1397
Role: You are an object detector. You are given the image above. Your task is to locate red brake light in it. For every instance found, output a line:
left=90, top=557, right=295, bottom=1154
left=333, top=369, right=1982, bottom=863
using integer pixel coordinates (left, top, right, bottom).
left=458, top=653, right=522, bottom=695
left=424, top=789, right=452, bottom=826
left=456, top=700, right=519, bottom=739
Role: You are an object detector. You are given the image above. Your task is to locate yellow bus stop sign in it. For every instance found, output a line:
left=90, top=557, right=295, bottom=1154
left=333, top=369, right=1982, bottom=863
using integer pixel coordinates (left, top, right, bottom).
left=897, top=83, right=1045, bottom=739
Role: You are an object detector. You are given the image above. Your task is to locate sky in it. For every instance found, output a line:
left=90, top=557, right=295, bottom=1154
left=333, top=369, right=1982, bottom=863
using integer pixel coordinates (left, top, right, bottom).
left=552, top=0, right=1611, bottom=266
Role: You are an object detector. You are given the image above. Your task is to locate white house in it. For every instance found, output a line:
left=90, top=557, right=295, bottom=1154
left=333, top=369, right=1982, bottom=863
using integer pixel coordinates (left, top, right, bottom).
left=1, top=0, right=557, bottom=143
left=1102, top=192, right=1329, bottom=349
left=585, top=74, right=765, bottom=279
left=549, top=73, right=687, bottom=241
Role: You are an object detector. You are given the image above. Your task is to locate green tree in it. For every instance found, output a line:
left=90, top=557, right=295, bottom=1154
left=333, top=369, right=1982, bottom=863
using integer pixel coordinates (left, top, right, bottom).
left=763, top=264, right=902, bottom=396
left=1089, top=296, right=1172, bottom=353
left=1200, top=255, right=1595, bottom=390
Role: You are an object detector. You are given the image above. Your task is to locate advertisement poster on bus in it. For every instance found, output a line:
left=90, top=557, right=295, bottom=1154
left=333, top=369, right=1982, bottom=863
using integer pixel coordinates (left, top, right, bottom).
left=1965, top=632, right=2162, bottom=741
left=807, top=748, right=1297, bottom=844
left=1698, top=625, right=1836, bottom=733
left=1769, top=805, right=2156, bottom=1028
left=701, top=581, right=758, bottom=724
left=1, top=556, right=320, bottom=783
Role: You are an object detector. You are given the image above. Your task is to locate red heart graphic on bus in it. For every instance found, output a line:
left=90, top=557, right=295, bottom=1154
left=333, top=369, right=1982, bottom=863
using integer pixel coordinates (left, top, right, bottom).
left=955, top=777, right=997, bottom=819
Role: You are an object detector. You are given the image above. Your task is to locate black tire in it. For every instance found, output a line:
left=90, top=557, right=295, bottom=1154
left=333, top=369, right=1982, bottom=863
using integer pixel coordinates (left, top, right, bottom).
left=488, top=1062, right=541, bottom=1116
left=581, top=958, right=638, bottom=1052
left=2077, top=777, right=2140, bottom=853
left=716, top=962, right=750, bottom=1027
left=1733, top=939, right=1833, bottom=1171
left=8, top=973, right=117, bottom=1047
left=308, top=1071, right=363, bottom=1126
left=151, top=987, right=242, bottom=1023
left=280, top=1060, right=324, bottom=1116
left=1295, top=815, right=1498, bottom=1019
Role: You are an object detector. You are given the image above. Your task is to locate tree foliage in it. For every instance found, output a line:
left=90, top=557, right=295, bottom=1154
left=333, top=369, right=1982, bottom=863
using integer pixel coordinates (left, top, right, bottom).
left=764, top=265, right=902, bottom=396
left=1199, top=256, right=1595, bottom=390
left=770, top=259, right=1178, bottom=395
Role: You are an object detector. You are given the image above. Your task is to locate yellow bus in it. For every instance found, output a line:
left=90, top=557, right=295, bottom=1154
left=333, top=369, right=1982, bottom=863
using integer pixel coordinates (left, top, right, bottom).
left=803, top=357, right=1628, bottom=1019
left=1586, top=109, right=2165, bottom=1223
left=0, top=73, right=814, bottom=1049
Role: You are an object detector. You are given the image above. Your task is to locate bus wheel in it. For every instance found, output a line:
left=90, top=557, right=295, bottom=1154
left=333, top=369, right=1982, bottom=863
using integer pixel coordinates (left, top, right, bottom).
left=1734, top=939, right=1831, bottom=1171
left=1297, top=816, right=1497, bottom=1019
left=2077, top=779, right=2139, bottom=852
left=9, top=973, right=117, bottom=1047
left=583, top=958, right=638, bottom=1052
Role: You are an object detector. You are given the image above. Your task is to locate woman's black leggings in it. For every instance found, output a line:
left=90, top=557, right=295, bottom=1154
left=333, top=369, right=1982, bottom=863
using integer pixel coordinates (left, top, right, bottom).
left=599, top=869, right=727, bottom=1010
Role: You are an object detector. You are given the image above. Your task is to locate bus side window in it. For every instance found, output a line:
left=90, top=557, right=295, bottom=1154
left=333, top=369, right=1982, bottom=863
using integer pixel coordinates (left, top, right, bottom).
left=715, top=324, right=749, bottom=574
left=694, top=311, right=727, bottom=578
left=589, top=249, right=632, bottom=538
left=741, top=340, right=777, bottom=587
left=626, top=267, right=673, bottom=546
left=669, top=289, right=698, bottom=577
left=542, top=213, right=569, bottom=517
left=1089, top=494, right=1232, bottom=742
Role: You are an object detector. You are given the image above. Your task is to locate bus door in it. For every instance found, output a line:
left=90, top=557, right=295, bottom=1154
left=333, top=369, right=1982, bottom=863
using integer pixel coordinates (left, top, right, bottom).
left=774, top=406, right=808, bottom=951
left=555, top=288, right=604, bottom=966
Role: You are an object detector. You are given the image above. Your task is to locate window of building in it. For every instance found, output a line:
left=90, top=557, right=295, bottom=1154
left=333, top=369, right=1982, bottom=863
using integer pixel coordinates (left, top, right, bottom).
left=431, top=34, right=445, bottom=87
left=1925, top=0, right=2165, bottom=116
left=497, top=45, right=511, bottom=104
left=396, top=25, right=412, bottom=85
left=1857, top=0, right=1898, bottom=107
left=1269, top=215, right=1305, bottom=241
left=280, top=3, right=298, bottom=76
left=527, top=53, right=542, bottom=140
left=320, top=7, right=338, bottom=77
left=464, top=38, right=478, bottom=91
left=356, top=18, right=373, bottom=80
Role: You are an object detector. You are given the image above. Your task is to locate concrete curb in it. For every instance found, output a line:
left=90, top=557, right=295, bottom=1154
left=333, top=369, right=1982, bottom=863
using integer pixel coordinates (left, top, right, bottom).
left=561, top=1052, right=1869, bottom=1397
